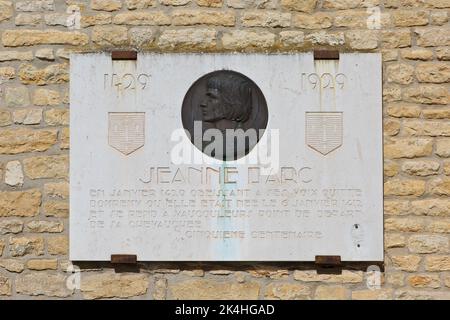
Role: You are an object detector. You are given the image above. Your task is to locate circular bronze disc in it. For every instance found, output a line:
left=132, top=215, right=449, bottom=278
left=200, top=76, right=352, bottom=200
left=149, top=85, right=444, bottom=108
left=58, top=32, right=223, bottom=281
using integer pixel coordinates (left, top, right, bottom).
left=182, top=70, right=269, bottom=161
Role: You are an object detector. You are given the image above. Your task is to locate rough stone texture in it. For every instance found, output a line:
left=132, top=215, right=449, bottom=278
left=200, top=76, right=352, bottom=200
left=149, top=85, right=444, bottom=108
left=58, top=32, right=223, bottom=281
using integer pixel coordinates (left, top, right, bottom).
left=81, top=273, right=148, bottom=299
left=9, top=236, right=44, bottom=257
left=0, top=0, right=449, bottom=301
left=16, top=273, right=72, bottom=297
left=264, top=283, right=311, bottom=300
left=5, top=161, right=24, bottom=187
left=170, top=280, right=260, bottom=299
left=0, top=189, right=41, bottom=217
left=23, top=155, right=68, bottom=179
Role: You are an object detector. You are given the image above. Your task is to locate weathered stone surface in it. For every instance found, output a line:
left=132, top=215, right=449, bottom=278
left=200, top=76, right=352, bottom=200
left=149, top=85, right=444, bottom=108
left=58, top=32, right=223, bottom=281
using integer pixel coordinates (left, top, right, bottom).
left=0, top=1, right=13, bottom=22
left=352, top=289, right=393, bottom=300
left=16, top=273, right=72, bottom=297
left=427, top=219, right=450, bottom=233
left=0, top=110, right=12, bottom=127
left=5, top=161, right=24, bottom=187
left=171, top=10, right=234, bottom=26
left=383, top=85, right=402, bottom=102
left=281, top=0, right=317, bottom=13
left=314, top=285, right=349, bottom=300
left=45, top=182, right=69, bottom=199
left=385, top=138, right=432, bottom=159
left=26, top=220, right=64, bottom=233
left=170, top=280, right=260, bottom=299
left=335, top=10, right=368, bottom=28
left=425, top=255, right=450, bottom=271
left=4, top=86, right=30, bottom=107
left=129, top=27, right=155, bottom=47
left=385, top=218, right=425, bottom=232
left=384, top=200, right=410, bottom=215
left=0, top=66, right=15, bottom=80
left=293, top=270, right=363, bottom=283
left=160, top=0, right=191, bottom=5
left=92, top=26, right=129, bottom=46
left=26, top=259, right=58, bottom=270
left=385, top=233, right=406, bottom=248
left=81, top=13, right=112, bottom=27
left=9, top=236, right=44, bottom=256
left=384, top=119, right=400, bottom=136
left=384, top=161, right=399, bottom=177
left=322, top=0, right=362, bottom=9
left=410, top=199, right=450, bottom=216
left=408, top=235, right=449, bottom=253
left=386, top=103, right=421, bottom=118
left=2, top=30, right=88, bottom=47
left=43, top=201, right=69, bottom=218
left=404, top=85, right=449, bottom=105
left=436, top=47, right=450, bottom=60
left=44, top=13, right=70, bottom=26
left=401, top=48, right=434, bottom=60
left=113, top=11, right=171, bottom=25
left=158, top=29, right=217, bottom=49
left=197, top=0, right=222, bottom=6
left=153, top=277, right=167, bottom=300
left=386, top=272, right=404, bottom=287
left=416, top=62, right=450, bottom=83
left=404, top=120, right=450, bottom=137
left=430, top=10, right=448, bottom=25
left=0, top=128, right=57, bottom=154
left=264, top=283, right=311, bottom=300
left=19, top=63, right=68, bottom=85
left=33, top=88, right=61, bottom=106
left=0, top=259, right=25, bottom=272
left=391, top=255, right=422, bottom=272
left=444, top=161, right=450, bottom=175
left=0, top=219, right=24, bottom=234
left=23, top=155, right=68, bottom=179
left=91, top=0, right=122, bottom=11
left=241, top=11, right=290, bottom=27
left=0, top=189, right=41, bottom=217
left=13, top=108, right=42, bottom=125
left=408, top=274, right=440, bottom=288
left=386, top=63, right=415, bottom=84
left=44, top=109, right=69, bottom=126
left=81, top=273, right=148, bottom=299
left=436, top=139, right=450, bottom=157
left=384, top=179, right=426, bottom=196
left=382, top=49, right=398, bottom=62
left=305, top=31, right=345, bottom=46
left=382, top=29, right=411, bottom=48
left=15, top=0, right=54, bottom=12
left=423, top=108, right=450, bottom=119
left=401, top=160, right=440, bottom=176
left=415, top=27, right=450, bottom=47
left=393, top=10, right=428, bottom=26
left=279, top=31, right=305, bottom=47
left=0, top=276, right=11, bottom=296
left=125, top=0, right=156, bottom=9
left=0, top=51, right=33, bottom=62
left=429, top=178, right=450, bottom=196
left=15, top=13, right=42, bottom=26
left=346, top=30, right=378, bottom=49
left=292, top=13, right=331, bottom=29
left=60, top=127, right=70, bottom=149
left=35, top=48, right=54, bottom=61
left=395, top=289, right=450, bottom=300
left=47, top=236, right=68, bottom=255
left=0, top=241, right=4, bottom=256
left=222, top=30, right=275, bottom=49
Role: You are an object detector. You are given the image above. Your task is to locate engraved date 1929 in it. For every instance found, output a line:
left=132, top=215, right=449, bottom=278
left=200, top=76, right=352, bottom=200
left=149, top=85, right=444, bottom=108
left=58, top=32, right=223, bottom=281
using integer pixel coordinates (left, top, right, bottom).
left=104, top=73, right=151, bottom=91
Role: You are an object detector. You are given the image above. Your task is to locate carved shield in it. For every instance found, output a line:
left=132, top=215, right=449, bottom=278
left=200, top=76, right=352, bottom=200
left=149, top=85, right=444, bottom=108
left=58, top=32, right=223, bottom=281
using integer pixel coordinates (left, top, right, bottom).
left=306, top=112, right=343, bottom=155
left=108, top=112, right=145, bottom=155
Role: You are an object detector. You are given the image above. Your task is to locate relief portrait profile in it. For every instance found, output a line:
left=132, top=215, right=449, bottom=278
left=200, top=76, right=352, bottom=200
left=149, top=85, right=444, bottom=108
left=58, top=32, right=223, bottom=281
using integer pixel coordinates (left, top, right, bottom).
left=182, top=70, right=269, bottom=161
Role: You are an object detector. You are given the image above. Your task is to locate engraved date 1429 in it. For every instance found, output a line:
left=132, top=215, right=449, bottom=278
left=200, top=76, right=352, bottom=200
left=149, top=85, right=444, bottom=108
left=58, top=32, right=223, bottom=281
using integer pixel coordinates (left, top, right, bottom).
left=104, top=73, right=150, bottom=91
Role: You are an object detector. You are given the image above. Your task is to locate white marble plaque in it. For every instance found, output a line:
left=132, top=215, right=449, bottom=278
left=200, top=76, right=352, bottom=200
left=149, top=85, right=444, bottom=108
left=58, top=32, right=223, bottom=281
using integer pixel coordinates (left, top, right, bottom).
left=70, top=53, right=383, bottom=261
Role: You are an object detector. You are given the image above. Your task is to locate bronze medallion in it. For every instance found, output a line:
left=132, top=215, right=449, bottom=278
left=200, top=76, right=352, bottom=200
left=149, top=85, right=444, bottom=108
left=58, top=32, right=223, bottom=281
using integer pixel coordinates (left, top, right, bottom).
left=182, top=70, right=269, bottom=161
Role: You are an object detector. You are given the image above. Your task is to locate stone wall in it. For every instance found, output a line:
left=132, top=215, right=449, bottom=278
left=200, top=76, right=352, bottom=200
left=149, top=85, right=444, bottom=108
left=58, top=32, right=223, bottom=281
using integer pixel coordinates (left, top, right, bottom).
left=0, top=0, right=449, bottom=300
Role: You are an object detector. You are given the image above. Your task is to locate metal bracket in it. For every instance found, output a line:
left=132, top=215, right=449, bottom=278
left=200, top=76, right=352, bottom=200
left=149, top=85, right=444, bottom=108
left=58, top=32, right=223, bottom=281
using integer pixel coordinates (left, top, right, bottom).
left=313, top=49, right=339, bottom=60
left=111, top=254, right=137, bottom=264
left=111, top=50, right=137, bottom=61
left=315, top=255, right=342, bottom=274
